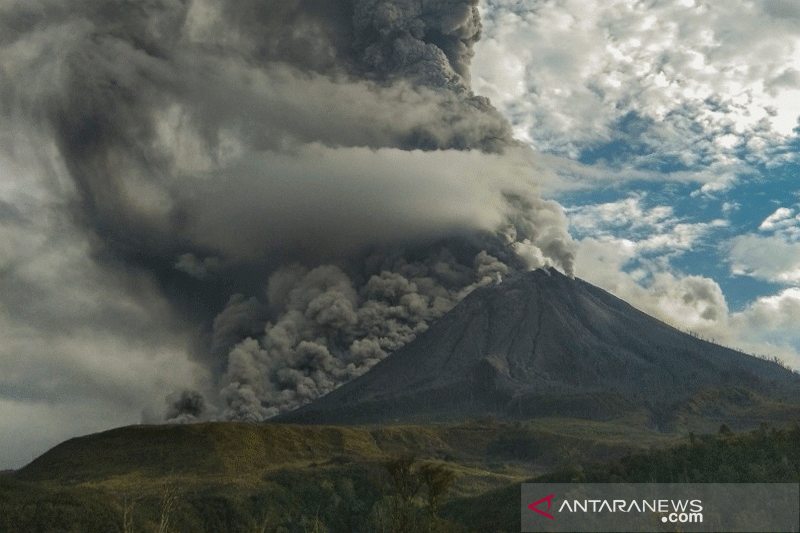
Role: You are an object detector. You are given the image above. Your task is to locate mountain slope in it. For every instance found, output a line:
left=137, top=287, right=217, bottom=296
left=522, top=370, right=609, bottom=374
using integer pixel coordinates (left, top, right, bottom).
left=277, top=268, right=800, bottom=425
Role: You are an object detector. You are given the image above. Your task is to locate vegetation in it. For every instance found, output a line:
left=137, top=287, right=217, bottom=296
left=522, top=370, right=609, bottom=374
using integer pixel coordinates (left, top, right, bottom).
left=2, top=420, right=800, bottom=532
left=1, top=456, right=463, bottom=533
left=553, top=422, right=800, bottom=484
left=442, top=422, right=800, bottom=531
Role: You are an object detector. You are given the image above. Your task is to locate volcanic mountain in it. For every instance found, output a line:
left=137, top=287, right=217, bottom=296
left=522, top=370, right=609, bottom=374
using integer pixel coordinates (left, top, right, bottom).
left=277, top=268, right=800, bottom=426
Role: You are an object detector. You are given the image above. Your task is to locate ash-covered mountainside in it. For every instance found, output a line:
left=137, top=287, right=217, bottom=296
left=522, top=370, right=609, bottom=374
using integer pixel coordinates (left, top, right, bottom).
left=276, top=268, right=800, bottom=424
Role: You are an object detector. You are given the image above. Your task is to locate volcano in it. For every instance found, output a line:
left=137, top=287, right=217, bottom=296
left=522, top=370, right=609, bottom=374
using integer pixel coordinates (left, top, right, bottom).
left=276, top=268, right=800, bottom=426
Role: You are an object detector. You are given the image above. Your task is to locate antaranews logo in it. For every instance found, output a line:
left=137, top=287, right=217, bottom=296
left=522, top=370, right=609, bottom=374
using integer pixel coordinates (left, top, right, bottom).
left=520, top=483, right=800, bottom=533
left=527, top=494, right=703, bottom=523
left=528, top=494, right=555, bottom=520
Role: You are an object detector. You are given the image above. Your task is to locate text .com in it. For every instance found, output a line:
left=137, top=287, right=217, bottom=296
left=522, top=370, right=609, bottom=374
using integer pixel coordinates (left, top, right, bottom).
left=662, top=511, right=704, bottom=524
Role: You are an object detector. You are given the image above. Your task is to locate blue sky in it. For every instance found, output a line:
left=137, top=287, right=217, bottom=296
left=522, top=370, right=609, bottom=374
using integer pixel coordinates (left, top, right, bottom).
left=473, top=0, right=800, bottom=363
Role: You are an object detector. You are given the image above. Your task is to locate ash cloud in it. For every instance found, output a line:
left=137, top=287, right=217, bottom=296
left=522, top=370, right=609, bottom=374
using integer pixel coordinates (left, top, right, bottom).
left=1, top=0, right=577, bottom=426
left=221, top=244, right=519, bottom=419
left=166, top=389, right=208, bottom=423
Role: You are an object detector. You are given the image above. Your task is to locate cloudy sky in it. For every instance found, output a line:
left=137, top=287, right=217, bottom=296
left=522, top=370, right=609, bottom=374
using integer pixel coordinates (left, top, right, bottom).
left=474, top=0, right=800, bottom=362
left=1, top=0, right=799, bottom=470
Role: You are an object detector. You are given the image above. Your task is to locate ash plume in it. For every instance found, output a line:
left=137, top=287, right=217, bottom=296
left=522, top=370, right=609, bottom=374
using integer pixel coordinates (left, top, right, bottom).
left=1, top=0, right=577, bottom=422
left=166, top=389, right=207, bottom=423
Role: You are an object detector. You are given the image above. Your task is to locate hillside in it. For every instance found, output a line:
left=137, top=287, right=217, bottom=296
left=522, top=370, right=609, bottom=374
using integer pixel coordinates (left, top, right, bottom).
left=3, top=415, right=685, bottom=531
left=15, top=423, right=383, bottom=485
left=4, top=419, right=800, bottom=532
left=442, top=423, right=800, bottom=532
left=14, top=414, right=683, bottom=486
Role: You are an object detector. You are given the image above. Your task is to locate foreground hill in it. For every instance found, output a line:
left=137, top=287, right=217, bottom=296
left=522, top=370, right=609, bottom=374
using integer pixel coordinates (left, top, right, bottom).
left=278, top=268, right=800, bottom=426
left=13, top=414, right=680, bottom=486
left=4, top=420, right=800, bottom=533
left=4, top=416, right=678, bottom=533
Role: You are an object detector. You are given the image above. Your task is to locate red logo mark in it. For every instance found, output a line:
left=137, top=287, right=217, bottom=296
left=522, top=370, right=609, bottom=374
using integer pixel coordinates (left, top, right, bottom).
left=528, top=494, right=555, bottom=520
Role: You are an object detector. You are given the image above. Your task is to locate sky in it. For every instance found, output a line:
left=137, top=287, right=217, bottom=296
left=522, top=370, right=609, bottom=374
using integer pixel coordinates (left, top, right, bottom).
left=0, top=0, right=799, bottom=470
left=473, top=0, right=800, bottom=363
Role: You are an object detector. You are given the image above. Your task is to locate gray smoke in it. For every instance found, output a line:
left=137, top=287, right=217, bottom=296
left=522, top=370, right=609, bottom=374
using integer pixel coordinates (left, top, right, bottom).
left=2, top=0, right=577, bottom=422
left=220, top=246, right=518, bottom=419
left=166, top=389, right=207, bottom=423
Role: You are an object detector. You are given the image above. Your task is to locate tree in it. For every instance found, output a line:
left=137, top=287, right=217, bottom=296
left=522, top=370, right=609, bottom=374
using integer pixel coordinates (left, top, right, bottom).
left=370, top=456, right=457, bottom=533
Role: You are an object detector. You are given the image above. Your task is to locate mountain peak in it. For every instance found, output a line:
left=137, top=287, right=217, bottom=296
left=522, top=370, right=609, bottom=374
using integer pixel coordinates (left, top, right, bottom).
left=276, top=269, right=799, bottom=425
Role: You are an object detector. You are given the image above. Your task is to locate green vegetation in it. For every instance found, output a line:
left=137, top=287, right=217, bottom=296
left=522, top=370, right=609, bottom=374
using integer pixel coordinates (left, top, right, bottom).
left=1, top=456, right=465, bottom=533
left=2, top=420, right=800, bottom=532
left=1, top=421, right=522, bottom=533
left=442, top=422, right=800, bottom=531
left=549, top=422, right=800, bottom=484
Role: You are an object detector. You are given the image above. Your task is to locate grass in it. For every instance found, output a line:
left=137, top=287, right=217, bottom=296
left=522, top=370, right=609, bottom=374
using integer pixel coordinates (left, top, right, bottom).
left=5, top=411, right=800, bottom=532
left=16, top=423, right=388, bottom=486
left=0, top=418, right=613, bottom=531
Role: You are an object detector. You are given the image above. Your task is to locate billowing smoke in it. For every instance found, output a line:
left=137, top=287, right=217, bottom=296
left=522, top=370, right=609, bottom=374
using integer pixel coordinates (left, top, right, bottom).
left=2, top=0, right=576, bottom=422
left=166, top=389, right=208, bottom=423
left=220, top=246, right=515, bottom=419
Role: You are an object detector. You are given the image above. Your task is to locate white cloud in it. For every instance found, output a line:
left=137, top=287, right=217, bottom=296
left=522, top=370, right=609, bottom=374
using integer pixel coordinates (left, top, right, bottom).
left=568, top=196, right=673, bottom=233
left=576, top=238, right=800, bottom=369
left=734, top=287, right=800, bottom=333
left=729, top=287, right=800, bottom=367
left=576, top=238, right=729, bottom=329
left=474, top=0, right=800, bottom=169
left=567, top=195, right=726, bottom=256
left=638, top=220, right=728, bottom=252
left=758, top=206, right=799, bottom=233
left=722, top=201, right=741, bottom=215
left=729, top=234, right=800, bottom=283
